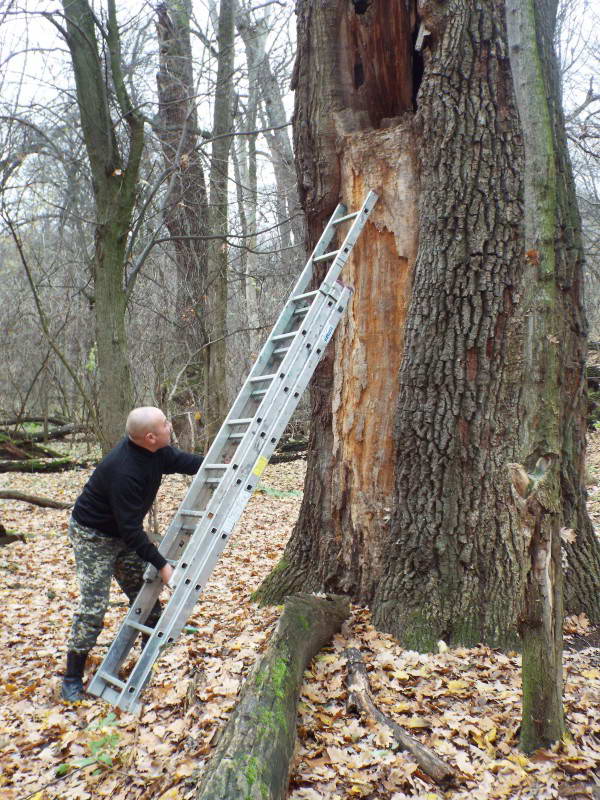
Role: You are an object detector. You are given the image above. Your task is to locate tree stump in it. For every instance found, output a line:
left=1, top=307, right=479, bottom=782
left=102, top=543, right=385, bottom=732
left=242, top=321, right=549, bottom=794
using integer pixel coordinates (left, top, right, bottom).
left=194, top=593, right=350, bottom=800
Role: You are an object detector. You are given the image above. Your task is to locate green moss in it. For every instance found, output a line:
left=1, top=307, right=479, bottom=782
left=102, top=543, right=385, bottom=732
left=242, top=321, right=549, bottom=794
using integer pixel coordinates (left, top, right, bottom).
left=245, top=755, right=259, bottom=787
left=297, top=614, right=310, bottom=631
left=270, top=656, right=288, bottom=699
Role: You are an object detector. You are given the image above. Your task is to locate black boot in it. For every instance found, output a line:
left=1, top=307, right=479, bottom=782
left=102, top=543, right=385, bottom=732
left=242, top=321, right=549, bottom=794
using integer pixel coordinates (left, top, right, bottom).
left=61, top=651, right=88, bottom=702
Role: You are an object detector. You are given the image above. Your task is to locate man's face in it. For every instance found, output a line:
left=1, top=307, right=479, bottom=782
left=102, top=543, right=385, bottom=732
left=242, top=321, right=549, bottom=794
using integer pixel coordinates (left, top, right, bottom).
left=148, top=414, right=172, bottom=450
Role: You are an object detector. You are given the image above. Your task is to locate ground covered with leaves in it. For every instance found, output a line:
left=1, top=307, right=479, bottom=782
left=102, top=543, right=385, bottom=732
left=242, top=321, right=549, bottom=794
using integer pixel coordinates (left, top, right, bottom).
left=0, top=438, right=599, bottom=800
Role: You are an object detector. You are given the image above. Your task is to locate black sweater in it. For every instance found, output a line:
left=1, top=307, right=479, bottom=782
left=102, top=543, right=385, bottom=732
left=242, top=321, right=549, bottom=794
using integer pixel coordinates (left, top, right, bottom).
left=72, top=437, right=202, bottom=570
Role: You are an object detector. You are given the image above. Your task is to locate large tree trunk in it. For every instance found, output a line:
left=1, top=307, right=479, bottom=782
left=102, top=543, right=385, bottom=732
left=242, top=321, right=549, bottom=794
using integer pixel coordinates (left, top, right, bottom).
left=155, top=0, right=209, bottom=449
left=257, top=0, right=600, bottom=649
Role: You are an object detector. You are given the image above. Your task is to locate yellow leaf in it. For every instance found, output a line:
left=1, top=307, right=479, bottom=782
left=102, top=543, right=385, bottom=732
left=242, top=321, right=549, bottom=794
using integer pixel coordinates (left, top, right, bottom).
left=392, top=670, right=411, bottom=681
left=404, top=716, right=429, bottom=729
left=174, top=758, right=196, bottom=778
left=509, top=752, right=531, bottom=768
left=158, top=790, right=181, bottom=800
left=390, top=702, right=412, bottom=713
left=581, top=668, right=600, bottom=680
left=446, top=679, right=469, bottom=692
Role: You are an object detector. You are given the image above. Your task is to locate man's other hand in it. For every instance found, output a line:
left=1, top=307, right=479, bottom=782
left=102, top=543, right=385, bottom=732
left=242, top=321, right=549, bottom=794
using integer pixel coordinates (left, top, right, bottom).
left=159, top=563, right=174, bottom=585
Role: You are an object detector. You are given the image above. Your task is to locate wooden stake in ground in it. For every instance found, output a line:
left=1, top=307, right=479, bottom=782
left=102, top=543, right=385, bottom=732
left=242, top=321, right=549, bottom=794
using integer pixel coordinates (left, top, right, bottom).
left=344, top=648, right=457, bottom=787
left=194, top=593, right=349, bottom=800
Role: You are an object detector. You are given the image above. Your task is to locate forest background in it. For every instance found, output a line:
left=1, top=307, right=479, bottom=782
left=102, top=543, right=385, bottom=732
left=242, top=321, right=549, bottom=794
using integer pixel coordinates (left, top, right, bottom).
left=0, top=0, right=598, bottom=446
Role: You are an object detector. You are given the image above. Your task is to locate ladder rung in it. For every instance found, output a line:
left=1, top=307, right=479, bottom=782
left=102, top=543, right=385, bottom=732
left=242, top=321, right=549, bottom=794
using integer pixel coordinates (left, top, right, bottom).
left=180, top=509, right=204, bottom=517
left=228, top=417, right=253, bottom=425
left=332, top=211, right=359, bottom=224
left=228, top=432, right=244, bottom=440
left=251, top=389, right=268, bottom=397
left=206, top=478, right=221, bottom=484
left=272, top=332, right=296, bottom=342
left=204, top=463, right=228, bottom=470
left=99, top=672, right=126, bottom=690
left=292, top=290, right=318, bottom=302
left=293, top=307, right=309, bottom=316
left=126, top=620, right=154, bottom=634
left=273, top=346, right=290, bottom=355
left=249, top=373, right=276, bottom=383
left=313, top=249, right=340, bottom=263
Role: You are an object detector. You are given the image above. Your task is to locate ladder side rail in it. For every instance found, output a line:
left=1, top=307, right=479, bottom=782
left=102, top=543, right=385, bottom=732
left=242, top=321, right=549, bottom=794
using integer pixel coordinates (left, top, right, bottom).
left=113, top=286, right=354, bottom=712
left=320, top=190, right=379, bottom=294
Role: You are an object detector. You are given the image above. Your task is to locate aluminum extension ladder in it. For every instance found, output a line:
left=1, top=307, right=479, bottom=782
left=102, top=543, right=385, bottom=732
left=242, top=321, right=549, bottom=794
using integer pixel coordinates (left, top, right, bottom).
left=87, top=190, right=378, bottom=712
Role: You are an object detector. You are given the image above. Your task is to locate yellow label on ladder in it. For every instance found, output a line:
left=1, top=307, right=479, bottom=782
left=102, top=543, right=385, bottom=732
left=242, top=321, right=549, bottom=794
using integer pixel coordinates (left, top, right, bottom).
left=252, top=455, right=269, bottom=478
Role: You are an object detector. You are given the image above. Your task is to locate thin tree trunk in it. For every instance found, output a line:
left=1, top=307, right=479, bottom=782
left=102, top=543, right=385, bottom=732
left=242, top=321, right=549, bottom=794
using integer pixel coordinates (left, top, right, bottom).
left=204, top=0, right=235, bottom=444
left=155, top=0, right=209, bottom=449
left=60, top=0, right=144, bottom=453
left=505, top=0, right=581, bottom=751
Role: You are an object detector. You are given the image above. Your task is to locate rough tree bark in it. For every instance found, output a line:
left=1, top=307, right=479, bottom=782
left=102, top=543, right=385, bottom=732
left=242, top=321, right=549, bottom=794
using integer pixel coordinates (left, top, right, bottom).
left=256, top=0, right=600, bottom=650
left=504, top=0, right=584, bottom=750
left=155, top=0, right=209, bottom=448
left=58, top=0, right=144, bottom=454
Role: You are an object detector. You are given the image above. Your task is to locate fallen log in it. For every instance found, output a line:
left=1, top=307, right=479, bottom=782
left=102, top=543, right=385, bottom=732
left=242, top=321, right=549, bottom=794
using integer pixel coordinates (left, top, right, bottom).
left=344, top=648, right=457, bottom=788
left=9, top=423, right=85, bottom=444
left=194, top=593, right=350, bottom=800
left=0, top=490, right=72, bottom=509
left=0, top=433, right=65, bottom=461
left=0, top=416, right=68, bottom=427
left=0, top=457, right=79, bottom=473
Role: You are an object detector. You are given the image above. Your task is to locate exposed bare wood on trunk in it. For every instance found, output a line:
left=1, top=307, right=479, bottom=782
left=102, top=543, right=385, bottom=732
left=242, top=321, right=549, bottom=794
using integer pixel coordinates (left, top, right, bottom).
left=194, top=594, right=349, bottom=800
left=330, top=126, right=418, bottom=596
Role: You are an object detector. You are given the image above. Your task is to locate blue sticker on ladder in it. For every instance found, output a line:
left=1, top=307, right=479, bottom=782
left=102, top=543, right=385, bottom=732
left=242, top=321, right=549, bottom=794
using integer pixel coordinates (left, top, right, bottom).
left=322, top=325, right=335, bottom=344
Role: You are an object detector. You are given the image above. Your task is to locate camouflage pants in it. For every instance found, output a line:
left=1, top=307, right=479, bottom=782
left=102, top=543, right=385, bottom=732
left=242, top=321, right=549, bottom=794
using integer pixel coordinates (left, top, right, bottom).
left=67, top=517, right=161, bottom=653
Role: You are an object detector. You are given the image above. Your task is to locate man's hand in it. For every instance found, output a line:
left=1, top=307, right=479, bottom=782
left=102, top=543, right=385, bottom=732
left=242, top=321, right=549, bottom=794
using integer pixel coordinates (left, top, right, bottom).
left=159, top=563, right=174, bottom=585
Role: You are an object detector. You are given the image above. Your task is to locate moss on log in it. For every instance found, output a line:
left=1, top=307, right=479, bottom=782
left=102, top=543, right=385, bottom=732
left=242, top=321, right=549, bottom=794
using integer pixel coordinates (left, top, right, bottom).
left=194, top=593, right=350, bottom=800
left=0, top=457, right=77, bottom=473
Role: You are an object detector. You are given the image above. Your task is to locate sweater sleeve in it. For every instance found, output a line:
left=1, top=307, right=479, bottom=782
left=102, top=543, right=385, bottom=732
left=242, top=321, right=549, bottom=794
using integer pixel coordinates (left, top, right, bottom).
left=108, top=474, right=167, bottom=570
left=161, top=446, right=203, bottom=475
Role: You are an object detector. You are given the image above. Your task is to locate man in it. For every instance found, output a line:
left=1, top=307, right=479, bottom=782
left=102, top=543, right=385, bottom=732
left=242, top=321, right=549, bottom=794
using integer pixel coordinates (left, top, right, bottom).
left=61, top=407, right=203, bottom=702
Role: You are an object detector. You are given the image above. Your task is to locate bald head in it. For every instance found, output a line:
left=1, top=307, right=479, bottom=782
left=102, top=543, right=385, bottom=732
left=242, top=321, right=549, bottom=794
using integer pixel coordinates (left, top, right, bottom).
left=126, top=407, right=172, bottom=451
